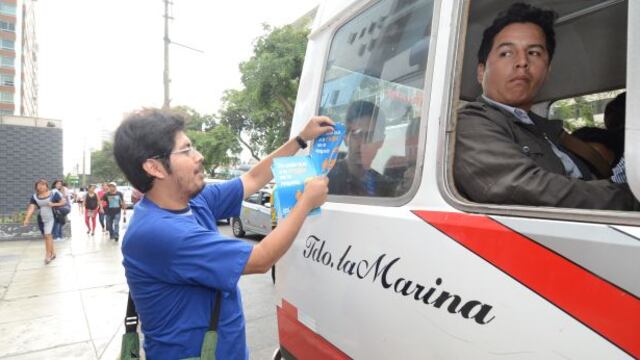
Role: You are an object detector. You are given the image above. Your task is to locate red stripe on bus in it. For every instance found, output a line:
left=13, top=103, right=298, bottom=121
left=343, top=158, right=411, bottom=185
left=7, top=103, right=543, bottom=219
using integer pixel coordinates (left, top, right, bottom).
left=413, top=210, right=640, bottom=358
left=277, top=299, right=351, bottom=360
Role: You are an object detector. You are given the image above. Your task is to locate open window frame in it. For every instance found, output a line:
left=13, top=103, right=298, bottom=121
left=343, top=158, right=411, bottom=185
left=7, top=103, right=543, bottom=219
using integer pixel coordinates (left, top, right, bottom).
left=440, top=0, right=640, bottom=226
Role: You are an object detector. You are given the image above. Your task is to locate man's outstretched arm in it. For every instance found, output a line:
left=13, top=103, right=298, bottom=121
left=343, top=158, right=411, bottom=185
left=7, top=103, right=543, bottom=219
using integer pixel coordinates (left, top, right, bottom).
left=243, top=176, right=328, bottom=274
left=240, top=116, right=334, bottom=199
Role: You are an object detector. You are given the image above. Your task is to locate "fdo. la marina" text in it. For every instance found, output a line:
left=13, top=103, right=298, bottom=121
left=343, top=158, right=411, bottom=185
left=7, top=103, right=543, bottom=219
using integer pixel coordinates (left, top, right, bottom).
left=302, top=235, right=496, bottom=325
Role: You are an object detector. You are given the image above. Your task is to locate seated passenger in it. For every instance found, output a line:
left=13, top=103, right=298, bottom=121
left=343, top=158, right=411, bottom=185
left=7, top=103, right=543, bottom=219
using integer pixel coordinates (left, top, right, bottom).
left=603, top=92, right=627, bottom=184
left=454, top=3, right=637, bottom=210
left=329, top=100, right=395, bottom=196
left=604, top=92, right=626, bottom=163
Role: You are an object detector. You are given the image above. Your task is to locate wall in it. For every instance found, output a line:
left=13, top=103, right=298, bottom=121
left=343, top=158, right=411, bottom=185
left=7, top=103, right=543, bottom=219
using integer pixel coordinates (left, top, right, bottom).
left=0, top=123, right=62, bottom=216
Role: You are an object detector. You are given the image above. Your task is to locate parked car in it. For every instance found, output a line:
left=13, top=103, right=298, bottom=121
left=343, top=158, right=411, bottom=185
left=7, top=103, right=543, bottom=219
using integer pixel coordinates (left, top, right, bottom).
left=232, top=188, right=273, bottom=237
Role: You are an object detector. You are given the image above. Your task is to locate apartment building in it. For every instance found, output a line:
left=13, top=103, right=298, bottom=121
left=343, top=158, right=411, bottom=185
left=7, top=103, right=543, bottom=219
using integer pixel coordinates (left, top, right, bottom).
left=0, top=0, right=37, bottom=117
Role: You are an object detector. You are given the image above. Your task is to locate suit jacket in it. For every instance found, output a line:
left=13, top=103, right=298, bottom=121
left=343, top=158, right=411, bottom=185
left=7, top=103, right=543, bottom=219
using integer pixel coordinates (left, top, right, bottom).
left=454, top=98, right=638, bottom=210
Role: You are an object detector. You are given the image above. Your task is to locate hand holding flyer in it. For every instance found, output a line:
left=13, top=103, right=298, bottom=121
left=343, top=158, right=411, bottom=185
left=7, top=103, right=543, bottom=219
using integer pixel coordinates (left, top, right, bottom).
left=272, top=124, right=345, bottom=220
left=309, top=123, right=346, bottom=176
left=272, top=156, right=320, bottom=219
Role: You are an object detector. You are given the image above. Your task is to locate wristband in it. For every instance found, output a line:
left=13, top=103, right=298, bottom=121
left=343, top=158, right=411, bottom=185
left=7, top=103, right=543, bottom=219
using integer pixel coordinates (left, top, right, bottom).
left=295, top=135, right=308, bottom=149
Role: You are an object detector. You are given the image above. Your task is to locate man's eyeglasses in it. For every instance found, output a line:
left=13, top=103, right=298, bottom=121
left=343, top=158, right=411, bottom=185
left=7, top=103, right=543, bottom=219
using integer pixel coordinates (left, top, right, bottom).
left=151, top=145, right=199, bottom=159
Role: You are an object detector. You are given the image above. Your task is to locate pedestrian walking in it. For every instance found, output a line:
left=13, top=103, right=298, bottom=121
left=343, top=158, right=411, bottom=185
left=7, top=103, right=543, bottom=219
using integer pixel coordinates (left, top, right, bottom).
left=102, top=182, right=126, bottom=241
left=51, top=179, right=71, bottom=241
left=83, top=184, right=101, bottom=235
left=23, top=179, right=66, bottom=264
left=97, top=183, right=108, bottom=232
left=76, top=187, right=86, bottom=215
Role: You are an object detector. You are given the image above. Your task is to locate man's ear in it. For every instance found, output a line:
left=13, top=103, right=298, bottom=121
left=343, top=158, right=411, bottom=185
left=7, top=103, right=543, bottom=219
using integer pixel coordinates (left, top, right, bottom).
left=477, top=63, right=485, bottom=85
left=143, top=159, right=168, bottom=180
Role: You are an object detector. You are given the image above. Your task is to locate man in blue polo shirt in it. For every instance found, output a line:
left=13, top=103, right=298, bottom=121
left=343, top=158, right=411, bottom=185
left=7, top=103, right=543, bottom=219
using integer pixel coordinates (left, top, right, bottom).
left=114, top=109, right=333, bottom=359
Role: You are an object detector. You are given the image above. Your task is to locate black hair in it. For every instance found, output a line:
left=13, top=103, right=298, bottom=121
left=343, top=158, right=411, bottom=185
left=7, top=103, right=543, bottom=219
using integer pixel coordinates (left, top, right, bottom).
left=113, top=109, right=186, bottom=192
left=51, top=179, right=62, bottom=188
left=604, top=92, right=625, bottom=131
left=478, top=3, right=558, bottom=65
left=346, top=100, right=381, bottom=123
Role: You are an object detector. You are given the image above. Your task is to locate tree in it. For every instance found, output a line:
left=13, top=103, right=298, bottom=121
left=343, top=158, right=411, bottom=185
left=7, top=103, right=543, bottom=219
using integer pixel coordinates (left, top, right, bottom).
left=187, top=124, right=241, bottom=176
left=173, top=105, right=215, bottom=131
left=218, top=22, right=311, bottom=160
left=90, top=141, right=125, bottom=183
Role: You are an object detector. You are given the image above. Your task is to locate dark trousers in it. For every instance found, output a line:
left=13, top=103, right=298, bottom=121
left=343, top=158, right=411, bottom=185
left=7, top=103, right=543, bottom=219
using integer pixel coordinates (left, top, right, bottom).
left=52, top=220, right=63, bottom=239
left=98, top=212, right=105, bottom=229
left=106, top=212, right=121, bottom=240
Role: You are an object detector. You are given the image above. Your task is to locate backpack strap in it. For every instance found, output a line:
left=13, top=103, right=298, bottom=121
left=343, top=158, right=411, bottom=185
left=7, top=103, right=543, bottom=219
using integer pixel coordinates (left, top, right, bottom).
left=210, top=291, right=222, bottom=331
left=125, top=293, right=139, bottom=333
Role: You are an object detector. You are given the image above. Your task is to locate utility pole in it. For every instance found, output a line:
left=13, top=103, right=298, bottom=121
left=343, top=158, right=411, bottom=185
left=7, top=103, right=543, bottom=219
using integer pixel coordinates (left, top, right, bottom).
left=163, top=0, right=171, bottom=109
left=162, top=1, right=203, bottom=110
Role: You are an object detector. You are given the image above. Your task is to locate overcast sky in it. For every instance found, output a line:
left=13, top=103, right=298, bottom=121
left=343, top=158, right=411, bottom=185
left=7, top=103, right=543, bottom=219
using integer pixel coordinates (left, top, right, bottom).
left=35, top=0, right=318, bottom=174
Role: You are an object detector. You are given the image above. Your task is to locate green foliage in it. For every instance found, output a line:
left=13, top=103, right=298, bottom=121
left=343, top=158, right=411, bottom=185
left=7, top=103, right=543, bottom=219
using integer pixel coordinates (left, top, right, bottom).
left=551, top=91, right=622, bottom=132
left=64, top=173, right=78, bottom=187
left=0, top=211, right=27, bottom=224
left=173, top=105, right=216, bottom=131
left=90, top=141, right=125, bottom=183
left=186, top=124, right=241, bottom=175
left=218, top=22, right=311, bottom=159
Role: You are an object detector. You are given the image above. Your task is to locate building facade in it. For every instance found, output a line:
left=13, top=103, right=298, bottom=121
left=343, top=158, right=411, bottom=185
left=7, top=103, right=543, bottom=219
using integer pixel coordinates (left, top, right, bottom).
left=0, top=0, right=37, bottom=117
left=0, top=116, right=62, bottom=216
left=0, top=0, right=48, bottom=219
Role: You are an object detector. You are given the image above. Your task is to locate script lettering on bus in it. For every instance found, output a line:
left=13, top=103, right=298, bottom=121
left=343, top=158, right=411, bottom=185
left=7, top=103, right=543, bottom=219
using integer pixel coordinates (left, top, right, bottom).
left=303, top=235, right=496, bottom=325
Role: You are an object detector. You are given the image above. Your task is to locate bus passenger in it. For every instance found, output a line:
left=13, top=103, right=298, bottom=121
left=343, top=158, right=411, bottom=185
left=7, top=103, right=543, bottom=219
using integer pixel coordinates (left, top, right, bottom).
left=454, top=3, right=638, bottom=210
left=329, top=100, right=395, bottom=196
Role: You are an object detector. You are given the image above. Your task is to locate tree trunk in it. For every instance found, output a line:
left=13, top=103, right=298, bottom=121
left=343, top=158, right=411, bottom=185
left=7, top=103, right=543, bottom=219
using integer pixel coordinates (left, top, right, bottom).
left=237, top=135, right=261, bottom=161
left=276, top=95, right=294, bottom=119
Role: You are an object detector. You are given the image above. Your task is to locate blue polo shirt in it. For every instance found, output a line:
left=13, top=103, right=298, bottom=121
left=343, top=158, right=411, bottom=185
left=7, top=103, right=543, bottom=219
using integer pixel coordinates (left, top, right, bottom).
left=122, top=178, right=253, bottom=359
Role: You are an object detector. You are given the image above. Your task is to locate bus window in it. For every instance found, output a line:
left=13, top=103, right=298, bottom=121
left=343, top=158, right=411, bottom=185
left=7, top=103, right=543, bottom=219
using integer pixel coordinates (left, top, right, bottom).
left=450, top=0, right=639, bottom=214
left=319, top=0, right=434, bottom=199
left=549, top=90, right=625, bottom=132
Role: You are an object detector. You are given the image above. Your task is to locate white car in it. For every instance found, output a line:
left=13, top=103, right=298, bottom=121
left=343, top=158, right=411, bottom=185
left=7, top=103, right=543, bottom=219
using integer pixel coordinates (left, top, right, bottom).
left=232, top=188, right=273, bottom=237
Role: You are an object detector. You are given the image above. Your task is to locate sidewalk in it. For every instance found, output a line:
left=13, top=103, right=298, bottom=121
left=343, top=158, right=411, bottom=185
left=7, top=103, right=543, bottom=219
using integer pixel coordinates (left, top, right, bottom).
left=0, top=208, right=127, bottom=359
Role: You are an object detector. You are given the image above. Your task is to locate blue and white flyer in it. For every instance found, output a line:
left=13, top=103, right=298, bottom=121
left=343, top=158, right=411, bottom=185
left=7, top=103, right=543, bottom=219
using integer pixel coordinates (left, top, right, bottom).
left=310, top=123, right=346, bottom=175
left=272, top=156, right=320, bottom=219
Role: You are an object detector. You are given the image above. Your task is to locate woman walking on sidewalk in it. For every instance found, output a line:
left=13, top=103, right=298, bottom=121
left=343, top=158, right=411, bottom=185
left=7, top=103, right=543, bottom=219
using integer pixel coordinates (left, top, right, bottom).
left=23, top=179, right=66, bottom=264
left=83, top=185, right=101, bottom=235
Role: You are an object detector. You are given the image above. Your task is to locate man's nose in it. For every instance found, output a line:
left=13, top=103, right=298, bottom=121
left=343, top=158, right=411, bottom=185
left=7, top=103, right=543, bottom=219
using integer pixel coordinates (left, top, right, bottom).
left=195, top=149, right=204, bottom=163
left=514, top=51, right=529, bottom=68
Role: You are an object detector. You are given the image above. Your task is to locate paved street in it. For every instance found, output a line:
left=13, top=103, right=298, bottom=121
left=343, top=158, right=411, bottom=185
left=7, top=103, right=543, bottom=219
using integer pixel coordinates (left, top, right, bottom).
left=0, top=207, right=277, bottom=359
